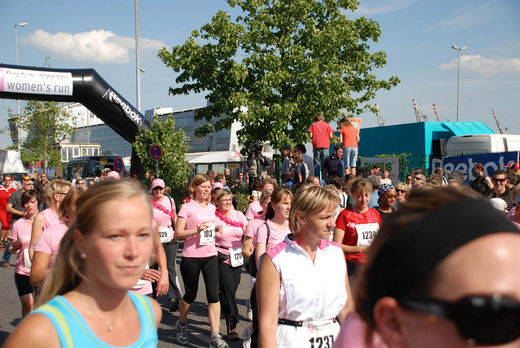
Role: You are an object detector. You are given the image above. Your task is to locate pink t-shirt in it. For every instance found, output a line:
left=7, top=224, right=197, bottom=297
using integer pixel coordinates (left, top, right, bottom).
left=245, top=200, right=262, bottom=220
left=333, top=312, right=388, bottom=348
left=254, top=220, right=291, bottom=250
left=40, top=208, right=61, bottom=230
left=152, top=196, right=176, bottom=228
left=9, top=218, right=33, bottom=276
left=177, top=200, right=217, bottom=258
left=308, top=121, right=333, bottom=149
left=33, top=221, right=68, bottom=268
left=245, top=217, right=266, bottom=239
left=215, top=210, right=247, bottom=265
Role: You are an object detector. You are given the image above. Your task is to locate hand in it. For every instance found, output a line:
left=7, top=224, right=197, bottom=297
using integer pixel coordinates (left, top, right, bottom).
left=358, top=246, right=369, bottom=253
left=215, top=225, right=223, bottom=234
left=155, top=273, right=169, bottom=296
left=10, top=241, right=21, bottom=253
left=141, top=269, right=161, bottom=282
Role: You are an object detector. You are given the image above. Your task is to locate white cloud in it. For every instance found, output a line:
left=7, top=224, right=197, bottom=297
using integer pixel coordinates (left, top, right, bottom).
left=355, top=0, right=419, bottom=15
left=439, top=55, right=520, bottom=75
left=23, top=29, right=168, bottom=64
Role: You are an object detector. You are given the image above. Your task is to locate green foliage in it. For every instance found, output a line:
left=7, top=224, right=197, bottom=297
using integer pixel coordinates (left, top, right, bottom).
left=159, top=0, right=399, bottom=151
left=231, top=182, right=250, bottom=213
left=14, top=100, right=76, bottom=168
left=134, top=115, right=190, bottom=188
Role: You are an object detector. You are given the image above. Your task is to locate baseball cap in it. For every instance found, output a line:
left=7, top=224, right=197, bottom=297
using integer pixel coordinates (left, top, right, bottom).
left=151, top=178, right=165, bottom=190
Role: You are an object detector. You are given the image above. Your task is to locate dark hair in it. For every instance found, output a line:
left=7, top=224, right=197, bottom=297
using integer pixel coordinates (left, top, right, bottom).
left=21, top=190, right=38, bottom=206
left=448, top=170, right=464, bottom=184
left=333, top=144, right=342, bottom=152
left=329, top=175, right=343, bottom=190
left=295, top=144, right=306, bottom=153
left=473, top=162, right=483, bottom=170
left=507, top=172, right=518, bottom=185
left=492, top=169, right=507, bottom=179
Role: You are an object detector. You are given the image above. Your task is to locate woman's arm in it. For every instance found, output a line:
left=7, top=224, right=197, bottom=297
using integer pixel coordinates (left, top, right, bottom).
left=255, top=242, right=266, bottom=266
left=333, top=228, right=367, bottom=254
left=257, top=256, right=280, bottom=348
left=2, top=313, right=60, bottom=348
left=29, top=214, right=45, bottom=260
left=174, top=216, right=202, bottom=240
left=242, top=236, right=254, bottom=259
left=153, top=229, right=169, bottom=296
left=30, top=252, right=52, bottom=287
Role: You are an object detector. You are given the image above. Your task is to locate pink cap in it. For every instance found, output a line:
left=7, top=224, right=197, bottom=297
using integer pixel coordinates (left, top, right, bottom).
left=106, top=171, right=120, bottom=180
left=211, top=182, right=224, bottom=191
left=151, top=178, right=165, bottom=189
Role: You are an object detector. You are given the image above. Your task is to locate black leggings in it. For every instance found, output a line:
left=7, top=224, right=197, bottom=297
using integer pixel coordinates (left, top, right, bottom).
left=180, top=256, right=219, bottom=304
left=218, top=262, right=242, bottom=332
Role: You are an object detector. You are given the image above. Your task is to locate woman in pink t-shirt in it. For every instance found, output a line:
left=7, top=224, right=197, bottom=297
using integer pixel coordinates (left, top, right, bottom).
left=174, top=174, right=228, bottom=347
left=30, top=188, right=79, bottom=288
left=8, top=190, right=39, bottom=316
left=29, top=179, right=72, bottom=259
left=249, top=188, right=293, bottom=347
left=214, top=190, right=248, bottom=341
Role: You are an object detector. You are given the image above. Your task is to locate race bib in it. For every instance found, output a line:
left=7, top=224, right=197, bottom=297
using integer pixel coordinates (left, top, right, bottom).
left=199, top=223, right=215, bottom=246
left=355, top=223, right=379, bottom=246
left=158, top=226, right=173, bottom=244
left=229, top=247, right=244, bottom=267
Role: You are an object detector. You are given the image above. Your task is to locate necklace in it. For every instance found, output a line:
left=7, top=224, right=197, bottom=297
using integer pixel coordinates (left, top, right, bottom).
left=152, top=199, right=176, bottom=219
left=215, top=209, right=243, bottom=228
left=80, top=293, right=128, bottom=332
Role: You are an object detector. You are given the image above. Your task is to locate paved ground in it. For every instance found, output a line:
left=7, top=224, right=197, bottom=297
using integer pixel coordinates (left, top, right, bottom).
left=0, top=254, right=253, bottom=348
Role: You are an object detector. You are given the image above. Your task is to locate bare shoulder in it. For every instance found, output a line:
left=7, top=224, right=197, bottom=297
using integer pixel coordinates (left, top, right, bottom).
left=148, top=297, right=163, bottom=327
left=3, top=313, right=60, bottom=348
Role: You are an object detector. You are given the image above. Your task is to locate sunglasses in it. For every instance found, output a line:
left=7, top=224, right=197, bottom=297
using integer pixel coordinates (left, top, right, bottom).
left=153, top=186, right=164, bottom=191
left=493, top=177, right=507, bottom=183
left=396, top=189, right=406, bottom=193
left=399, top=294, right=520, bottom=345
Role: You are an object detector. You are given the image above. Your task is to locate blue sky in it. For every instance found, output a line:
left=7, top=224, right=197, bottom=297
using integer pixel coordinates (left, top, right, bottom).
left=1, top=0, right=519, bottom=148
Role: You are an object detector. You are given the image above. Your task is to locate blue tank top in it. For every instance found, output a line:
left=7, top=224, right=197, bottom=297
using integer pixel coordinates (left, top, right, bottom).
left=32, top=292, right=157, bottom=347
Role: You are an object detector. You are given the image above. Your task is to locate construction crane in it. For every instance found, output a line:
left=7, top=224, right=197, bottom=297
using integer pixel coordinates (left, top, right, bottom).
left=432, top=104, right=441, bottom=122
left=412, top=99, right=428, bottom=122
left=492, top=109, right=504, bottom=134
left=374, top=103, right=385, bottom=126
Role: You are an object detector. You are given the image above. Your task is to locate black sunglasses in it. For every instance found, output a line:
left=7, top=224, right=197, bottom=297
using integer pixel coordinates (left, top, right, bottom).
left=152, top=186, right=164, bottom=191
left=493, top=177, right=507, bottom=183
left=396, top=189, right=406, bottom=193
left=399, top=294, right=520, bottom=345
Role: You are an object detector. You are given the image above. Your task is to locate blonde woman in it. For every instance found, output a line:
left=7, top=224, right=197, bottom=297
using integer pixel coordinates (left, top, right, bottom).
left=30, top=188, right=80, bottom=287
left=257, top=185, right=353, bottom=347
left=4, top=179, right=161, bottom=347
left=28, top=179, right=72, bottom=259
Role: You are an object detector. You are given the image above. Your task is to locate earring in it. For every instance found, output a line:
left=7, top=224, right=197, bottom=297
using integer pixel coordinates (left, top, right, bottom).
left=81, top=253, right=86, bottom=259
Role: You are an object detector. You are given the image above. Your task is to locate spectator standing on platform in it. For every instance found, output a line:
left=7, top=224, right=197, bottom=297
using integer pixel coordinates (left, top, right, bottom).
left=339, top=118, right=360, bottom=176
left=379, top=169, right=392, bottom=185
left=309, top=112, right=333, bottom=179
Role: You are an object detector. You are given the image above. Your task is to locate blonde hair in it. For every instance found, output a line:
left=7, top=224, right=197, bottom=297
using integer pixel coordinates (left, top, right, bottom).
left=40, top=179, right=152, bottom=304
left=44, top=179, right=72, bottom=204
left=314, top=112, right=324, bottom=121
left=189, top=174, right=211, bottom=195
left=289, top=185, right=339, bottom=235
left=350, top=178, right=372, bottom=196
left=214, top=189, right=233, bottom=202
left=58, top=187, right=80, bottom=222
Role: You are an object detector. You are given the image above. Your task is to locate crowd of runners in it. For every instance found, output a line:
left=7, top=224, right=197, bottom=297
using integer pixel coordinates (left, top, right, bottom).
left=0, top=150, right=518, bottom=348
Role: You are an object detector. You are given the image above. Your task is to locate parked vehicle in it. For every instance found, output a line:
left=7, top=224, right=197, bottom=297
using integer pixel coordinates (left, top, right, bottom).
left=63, top=156, right=128, bottom=182
left=445, top=134, right=520, bottom=156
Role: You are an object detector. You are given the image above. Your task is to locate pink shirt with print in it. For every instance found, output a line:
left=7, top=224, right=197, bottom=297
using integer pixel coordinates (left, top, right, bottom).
left=8, top=218, right=33, bottom=276
left=34, top=221, right=68, bottom=268
left=254, top=219, right=291, bottom=250
left=215, top=210, right=247, bottom=266
left=178, top=200, right=217, bottom=258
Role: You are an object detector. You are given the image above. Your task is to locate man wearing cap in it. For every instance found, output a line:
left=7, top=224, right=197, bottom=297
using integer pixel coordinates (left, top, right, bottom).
left=2, top=177, right=33, bottom=267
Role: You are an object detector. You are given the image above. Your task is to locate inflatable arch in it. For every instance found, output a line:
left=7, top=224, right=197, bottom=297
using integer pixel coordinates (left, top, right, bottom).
left=0, top=64, right=151, bottom=174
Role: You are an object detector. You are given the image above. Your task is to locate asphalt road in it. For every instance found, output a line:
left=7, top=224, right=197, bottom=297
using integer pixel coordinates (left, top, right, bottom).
left=0, top=254, right=253, bottom=348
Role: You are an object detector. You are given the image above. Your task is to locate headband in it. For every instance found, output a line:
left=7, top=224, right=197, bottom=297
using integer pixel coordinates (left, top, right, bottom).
left=367, top=197, right=520, bottom=324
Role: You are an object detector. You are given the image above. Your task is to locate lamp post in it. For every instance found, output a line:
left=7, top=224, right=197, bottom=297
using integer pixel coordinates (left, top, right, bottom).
left=135, top=0, right=142, bottom=112
left=451, top=45, right=466, bottom=122
left=14, top=22, right=28, bottom=152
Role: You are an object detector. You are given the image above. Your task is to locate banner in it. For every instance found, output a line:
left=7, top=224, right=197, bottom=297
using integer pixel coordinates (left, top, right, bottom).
left=360, top=157, right=400, bottom=184
left=430, top=152, right=519, bottom=184
left=0, top=68, right=73, bottom=96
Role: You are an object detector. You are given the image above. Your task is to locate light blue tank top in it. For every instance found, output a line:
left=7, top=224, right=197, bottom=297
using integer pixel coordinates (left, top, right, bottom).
left=32, top=292, right=158, bottom=347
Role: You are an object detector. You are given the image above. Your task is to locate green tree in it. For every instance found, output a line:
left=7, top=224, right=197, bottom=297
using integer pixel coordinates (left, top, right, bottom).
left=14, top=100, right=76, bottom=170
left=134, top=115, right=189, bottom=188
left=158, top=0, right=399, bottom=150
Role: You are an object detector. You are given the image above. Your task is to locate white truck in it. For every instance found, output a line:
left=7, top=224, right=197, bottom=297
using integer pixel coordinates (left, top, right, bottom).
left=445, top=134, right=520, bottom=157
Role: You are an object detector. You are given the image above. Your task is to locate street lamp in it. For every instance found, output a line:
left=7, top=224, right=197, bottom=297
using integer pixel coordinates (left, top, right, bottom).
left=14, top=22, right=28, bottom=152
left=135, top=0, right=142, bottom=112
left=451, top=45, right=467, bottom=122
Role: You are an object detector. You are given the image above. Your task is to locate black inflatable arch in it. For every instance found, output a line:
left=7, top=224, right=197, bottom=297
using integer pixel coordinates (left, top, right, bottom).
left=0, top=64, right=151, bottom=174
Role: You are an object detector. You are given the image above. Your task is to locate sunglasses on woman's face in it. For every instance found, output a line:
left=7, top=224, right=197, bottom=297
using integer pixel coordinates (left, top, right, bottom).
left=399, top=294, right=520, bottom=345
left=396, top=189, right=406, bottom=194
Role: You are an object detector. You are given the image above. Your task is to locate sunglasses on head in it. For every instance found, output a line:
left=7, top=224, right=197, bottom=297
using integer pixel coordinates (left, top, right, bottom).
left=399, top=294, right=520, bottom=345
